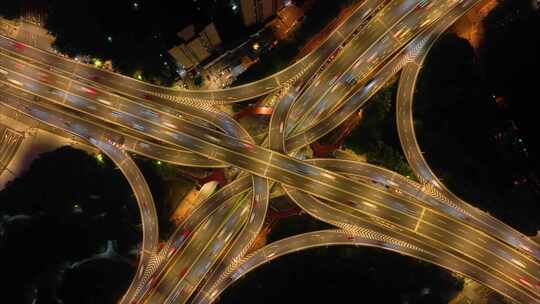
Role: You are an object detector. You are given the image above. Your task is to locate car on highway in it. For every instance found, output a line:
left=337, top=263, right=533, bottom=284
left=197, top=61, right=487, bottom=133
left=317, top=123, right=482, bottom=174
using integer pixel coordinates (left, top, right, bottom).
left=210, top=242, right=222, bottom=254
left=344, top=200, right=356, bottom=207
left=14, top=42, right=25, bottom=50
left=133, top=123, right=145, bottom=131
left=365, top=79, right=375, bottom=89
left=418, top=0, right=433, bottom=9
left=142, top=108, right=158, bottom=118
left=178, top=267, right=188, bottom=278
left=344, top=74, right=356, bottom=86
left=138, top=142, right=150, bottom=149
left=163, top=121, right=177, bottom=129
left=104, top=134, right=124, bottom=146
left=174, top=229, right=190, bottom=245
left=97, top=98, right=112, bottom=106
left=321, top=172, right=335, bottom=180
left=167, top=246, right=178, bottom=259
left=146, top=275, right=158, bottom=290
left=241, top=141, right=254, bottom=150
left=37, top=72, right=49, bottom=82
left=80, top=86, right=97, bottom=95
left=111, top=111, right=122, bottom=118
left=520, top=278, right=533, bottom=289
left=205, top=134, right=220, bottom=143
left=329, top=47, right=342, bottom=60
left=7, top=78, right=23, bottom=86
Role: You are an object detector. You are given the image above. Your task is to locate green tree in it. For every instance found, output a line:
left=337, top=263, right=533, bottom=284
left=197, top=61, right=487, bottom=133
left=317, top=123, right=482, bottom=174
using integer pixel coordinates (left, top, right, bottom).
left=0, top=146, right=140, bottom=303
left=193, top=75, right=204, bottom=87
left=415, top=31, right=540, bottom=234
left=344, top=78, right=414, bottom=179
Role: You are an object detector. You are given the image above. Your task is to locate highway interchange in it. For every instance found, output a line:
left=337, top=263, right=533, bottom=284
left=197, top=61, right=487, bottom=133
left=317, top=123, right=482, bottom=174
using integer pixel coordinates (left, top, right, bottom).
left=1, top=0, right=540, bottom=303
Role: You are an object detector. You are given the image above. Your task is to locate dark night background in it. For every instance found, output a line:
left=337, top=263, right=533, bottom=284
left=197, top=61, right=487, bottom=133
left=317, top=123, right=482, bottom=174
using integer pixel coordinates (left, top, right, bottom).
left=0, top=147, right=140, bottom=303
left=1, top=0, right=251, bottom=85
left=1, top=0, right=539, bottom=303
left=414, top=0, right=540, bottom=234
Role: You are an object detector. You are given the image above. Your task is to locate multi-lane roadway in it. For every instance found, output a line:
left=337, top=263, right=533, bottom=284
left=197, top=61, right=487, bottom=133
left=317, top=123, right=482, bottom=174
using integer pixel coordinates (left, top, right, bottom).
left=1, top=0, right=540, bottom=303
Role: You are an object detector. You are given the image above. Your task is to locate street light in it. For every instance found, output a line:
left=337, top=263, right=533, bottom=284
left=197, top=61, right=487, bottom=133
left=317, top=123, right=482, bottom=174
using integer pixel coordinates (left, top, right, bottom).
left=93, top=58, right=103, bottom=68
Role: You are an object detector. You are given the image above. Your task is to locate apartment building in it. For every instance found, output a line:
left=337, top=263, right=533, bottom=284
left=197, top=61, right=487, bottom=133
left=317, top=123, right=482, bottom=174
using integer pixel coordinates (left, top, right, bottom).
left=240, top=0, right=286, bottom=27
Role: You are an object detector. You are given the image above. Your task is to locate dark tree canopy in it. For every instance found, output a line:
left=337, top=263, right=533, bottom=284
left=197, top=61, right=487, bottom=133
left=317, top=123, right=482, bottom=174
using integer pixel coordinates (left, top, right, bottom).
left=481, top=0, right=540, bottom=174
left=344, top=79, right=414, bottom=178
left=59, top=258, right=134, bottom=304
left=249, top=213, right=462, bottom=304
left=0, top=146, right=140, bottom=303
left=415, top=31, right=540, bottom=234
left=267, top=214, right=332, bottom=243
left=219, top=246, right=463, bottom=304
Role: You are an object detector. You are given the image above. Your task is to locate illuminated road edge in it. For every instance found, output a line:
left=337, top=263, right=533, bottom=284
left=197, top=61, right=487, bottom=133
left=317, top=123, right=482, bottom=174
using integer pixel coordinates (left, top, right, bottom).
left=1, top=0, right=540, bottom=303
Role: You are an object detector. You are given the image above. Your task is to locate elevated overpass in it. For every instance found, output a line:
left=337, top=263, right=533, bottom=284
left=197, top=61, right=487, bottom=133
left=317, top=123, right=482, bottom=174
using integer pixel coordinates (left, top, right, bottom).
left=1, top=0, right=539, bottom=303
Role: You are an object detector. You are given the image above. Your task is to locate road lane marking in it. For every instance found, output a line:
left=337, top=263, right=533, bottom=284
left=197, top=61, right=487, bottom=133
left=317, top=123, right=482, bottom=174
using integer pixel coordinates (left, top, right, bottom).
left=414, top=208, right=426, bottom=232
